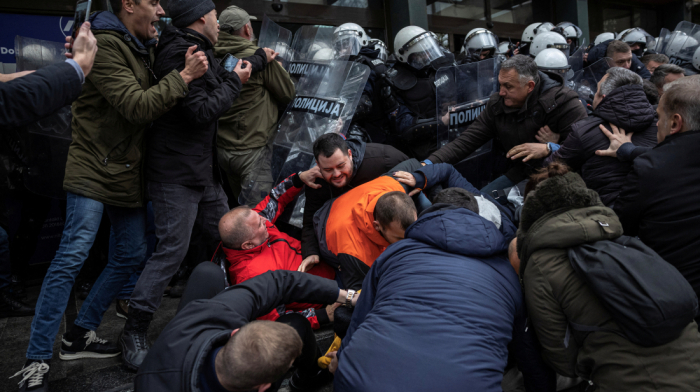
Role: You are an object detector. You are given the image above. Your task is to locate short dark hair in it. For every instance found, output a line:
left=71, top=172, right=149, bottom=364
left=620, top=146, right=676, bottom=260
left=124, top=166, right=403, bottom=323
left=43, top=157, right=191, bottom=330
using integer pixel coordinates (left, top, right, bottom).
left=642, top=79, right=660, bottom=105
left=650, top=64, right=685, bottom=89
left=606, top=40, right=631, bottom=57
left=218, top=321, right=303, bottom=391
left=110, top=0, right=141, bottom=15
left=641, top=53, right=669, bottom=66
left=433, top=187, right=479, bottom=213
left=313, top=133, right=348, bottom=160
left=374, top=191, right=416, bottom=230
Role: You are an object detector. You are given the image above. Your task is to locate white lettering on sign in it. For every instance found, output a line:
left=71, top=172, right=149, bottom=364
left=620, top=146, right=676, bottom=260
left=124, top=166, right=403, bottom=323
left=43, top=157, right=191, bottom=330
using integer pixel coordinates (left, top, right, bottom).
left=1, top=47, right=15, bottom=55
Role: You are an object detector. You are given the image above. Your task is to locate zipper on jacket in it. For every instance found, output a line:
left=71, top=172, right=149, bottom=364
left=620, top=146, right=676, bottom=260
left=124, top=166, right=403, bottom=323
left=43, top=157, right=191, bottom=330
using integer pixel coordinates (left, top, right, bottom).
left=267, top=238, right=302, bottom=255
left=102, top=157, right=109, bottom=166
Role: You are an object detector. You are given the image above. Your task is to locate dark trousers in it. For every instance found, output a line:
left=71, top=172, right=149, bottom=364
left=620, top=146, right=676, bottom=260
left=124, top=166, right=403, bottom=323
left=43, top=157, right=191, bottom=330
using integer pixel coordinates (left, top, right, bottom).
left=129, top=182, right=229, bottom=314
left=178, top=262, right=320, bottom=391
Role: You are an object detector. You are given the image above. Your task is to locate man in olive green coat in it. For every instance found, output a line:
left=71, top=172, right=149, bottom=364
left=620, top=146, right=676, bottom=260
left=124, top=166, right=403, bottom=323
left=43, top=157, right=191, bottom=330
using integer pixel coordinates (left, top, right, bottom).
left=214, top=6, right=296, bottom=201
left=516, top=171, right=700, bottom=391
left=14, top=0, right=207, bottom=389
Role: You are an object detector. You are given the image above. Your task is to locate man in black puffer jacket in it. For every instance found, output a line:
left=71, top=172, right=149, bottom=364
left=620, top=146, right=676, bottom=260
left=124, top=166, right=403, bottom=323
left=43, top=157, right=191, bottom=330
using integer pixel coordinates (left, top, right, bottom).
left=542, top=67, right=657, bottom=206
left=120, top=0, right=270, bottom=370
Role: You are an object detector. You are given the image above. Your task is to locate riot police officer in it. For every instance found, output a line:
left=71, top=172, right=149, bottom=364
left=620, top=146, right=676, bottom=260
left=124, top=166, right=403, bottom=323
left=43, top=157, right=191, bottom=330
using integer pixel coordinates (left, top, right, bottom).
left=619, top=27, right=654, bottom=56
left=332, top=23, right=391, bottom=142
left=553, top=22, right=583, bottom=55
left=456, top=28, right=499, bottom=64
left=529, top=30, right=570, bottom=57
left=519, top=22, right=554, bottom=56
left=382, top=25, right=455, bottom=159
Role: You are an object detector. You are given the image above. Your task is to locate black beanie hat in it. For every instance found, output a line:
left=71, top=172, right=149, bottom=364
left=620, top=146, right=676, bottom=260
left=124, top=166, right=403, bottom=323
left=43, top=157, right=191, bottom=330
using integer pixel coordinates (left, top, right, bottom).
left=169, top=0, right=216, bottom=28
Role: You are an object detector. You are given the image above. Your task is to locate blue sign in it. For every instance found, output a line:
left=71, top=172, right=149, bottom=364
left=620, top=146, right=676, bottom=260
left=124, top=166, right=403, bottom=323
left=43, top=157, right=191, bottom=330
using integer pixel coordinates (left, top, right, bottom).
left=0, top=13, right=75, bottom=64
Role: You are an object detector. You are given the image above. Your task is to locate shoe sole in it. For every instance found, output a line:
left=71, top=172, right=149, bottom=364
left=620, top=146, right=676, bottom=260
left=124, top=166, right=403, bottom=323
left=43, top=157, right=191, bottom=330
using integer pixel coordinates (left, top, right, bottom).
left=59, top=351, right=121, bottom=360
left=116, top=311, right=128, bottom=320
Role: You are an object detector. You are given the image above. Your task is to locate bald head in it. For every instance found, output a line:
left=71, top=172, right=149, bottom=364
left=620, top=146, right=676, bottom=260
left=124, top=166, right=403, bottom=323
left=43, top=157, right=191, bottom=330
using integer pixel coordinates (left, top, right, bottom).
left=219, top=206, right=256, bottom=249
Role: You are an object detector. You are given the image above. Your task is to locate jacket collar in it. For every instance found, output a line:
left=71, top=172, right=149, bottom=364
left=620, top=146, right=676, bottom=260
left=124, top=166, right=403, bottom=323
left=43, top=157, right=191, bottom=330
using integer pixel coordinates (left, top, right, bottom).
left=89, top=11, right=155, bottom=53
left=180, top=27, right=214, bottom=50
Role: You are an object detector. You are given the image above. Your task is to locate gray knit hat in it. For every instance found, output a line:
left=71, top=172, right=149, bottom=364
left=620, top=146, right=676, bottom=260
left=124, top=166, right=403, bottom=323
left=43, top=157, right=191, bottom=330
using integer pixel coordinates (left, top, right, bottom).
left=168, top=0, right=216, bottom=28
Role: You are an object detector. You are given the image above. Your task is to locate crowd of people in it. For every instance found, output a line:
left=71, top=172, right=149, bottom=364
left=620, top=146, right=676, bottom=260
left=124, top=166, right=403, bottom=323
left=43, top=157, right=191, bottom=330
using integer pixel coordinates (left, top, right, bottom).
left=2, top=0, right=700, bottom=391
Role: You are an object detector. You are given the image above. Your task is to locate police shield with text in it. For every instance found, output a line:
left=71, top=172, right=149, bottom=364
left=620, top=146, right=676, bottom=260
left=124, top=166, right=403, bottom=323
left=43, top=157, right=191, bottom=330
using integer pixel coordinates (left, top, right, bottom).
left=287, top=25, right=336, bottom=85
left=383, top=25, right=455, bottom=160
left=664, top=21, right=700, bottom=75
left=239, top=60, right=370, bottom=226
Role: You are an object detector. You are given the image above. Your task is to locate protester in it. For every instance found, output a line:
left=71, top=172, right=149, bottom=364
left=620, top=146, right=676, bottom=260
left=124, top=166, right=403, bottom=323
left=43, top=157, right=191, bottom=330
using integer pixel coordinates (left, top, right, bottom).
left=0, top=22, right=96, bottom=129
left=614, top=76, right=700, bottom=326
left=11, top=0, right=211, bottom=388
left=509, top=67, right=657, bottom=206
left=135, top=271, right=358, bottom=392
left=330, top=165, right=552, bottom=391
left=641, top=53, right=669, bottom=74
left=198, top=169, right=337, bottom=330
left=515, top=163, right=700, bottom=390
left=642, top=79, right=660, bottom=105
left=587, top=39, right=651, bottom=79
left=120, top=0, right=260, bottom=370
left=650, top=63, right=685, bottom=96
left=215, top=5, right=295, bottom=201
left=424, top=55, right=587, bottom=194
left=300, top=133, right=408, bottom=272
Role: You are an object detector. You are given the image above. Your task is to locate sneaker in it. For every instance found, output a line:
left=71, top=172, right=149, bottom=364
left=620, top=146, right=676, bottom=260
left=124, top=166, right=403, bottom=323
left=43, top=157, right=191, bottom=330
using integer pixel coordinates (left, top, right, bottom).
left=0, top=290, right=35, bottom=318
left=59, top=330, right=121, bottom=360
left=10, top=360, right=50, bottom=392
left=116, top=300, right=129, bottom=320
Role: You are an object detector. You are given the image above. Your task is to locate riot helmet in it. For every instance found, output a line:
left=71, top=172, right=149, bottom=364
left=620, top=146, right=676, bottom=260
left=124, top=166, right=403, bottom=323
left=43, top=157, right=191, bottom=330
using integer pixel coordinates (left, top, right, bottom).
left=368, top=38, right=389, bottom=61
left=312, top=48, right=335, bottom=61
left=394, top=25, right=445, bottom=70
left=521, top=22, right=555, bottom=44
left=594, top=32, right=616, bottom=46
left=619, top=27, right=653, bottom=56
left=333, top=23, right=369, bottom=57
left=462, top=28, right=499, bottom=59
left=665, top=31, right=698, bottom=59
left=530, top=31, right=569, bottom=57
left=554, top=21, right=583, bottom=49
left=535, top=48, right=572, bottom=80
left=497, top=41, right=511, bottom=55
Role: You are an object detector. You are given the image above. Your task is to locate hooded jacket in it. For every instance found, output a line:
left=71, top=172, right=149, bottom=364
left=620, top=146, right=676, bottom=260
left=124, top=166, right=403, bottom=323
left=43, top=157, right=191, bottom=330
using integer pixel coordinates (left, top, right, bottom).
left=64, top=11, right=188, bottom=207
left=301, top=138, right=408, bottom=259
left=544, top=84, right=657, bottom=206
left=614, top=130, right=700, bottom=313
left=146, top=26, right=264, bottom=186
left=334, top=205, right=523, bottom=391
left=214, top=31, right=295, bottom=152
left=214, top=173, right=335, bottom=328
left=586, top=40, right=651, bottom=80
left=518, top=172, right=700, bottom=391
left=134, top=271, right=340, bottom=392
left=427, top=71, right=587, bottom=183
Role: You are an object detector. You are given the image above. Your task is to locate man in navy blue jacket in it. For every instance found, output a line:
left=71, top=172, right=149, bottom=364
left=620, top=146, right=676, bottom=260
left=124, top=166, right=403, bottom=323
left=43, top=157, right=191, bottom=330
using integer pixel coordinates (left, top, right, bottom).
left=329, top=163, right=554, bottom=392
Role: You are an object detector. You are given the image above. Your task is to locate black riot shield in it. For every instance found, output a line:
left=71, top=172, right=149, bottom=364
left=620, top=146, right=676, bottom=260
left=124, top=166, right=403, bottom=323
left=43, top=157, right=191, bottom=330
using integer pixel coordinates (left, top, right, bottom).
left=14, top=36, right=73, bottom=199
left=239, top=60, right=371, bottom=226
left=257, top=15, right=293, bottom=70
left=287, top=25, right=335, bottom=85
left=435, top=58, right=500, bottom=150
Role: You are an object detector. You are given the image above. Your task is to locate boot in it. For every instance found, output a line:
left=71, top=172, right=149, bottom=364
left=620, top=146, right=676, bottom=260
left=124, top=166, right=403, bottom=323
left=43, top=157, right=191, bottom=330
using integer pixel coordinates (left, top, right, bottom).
left=119, top=307, right=153, bottom=370
left=0, top=290, right=35, bottom=318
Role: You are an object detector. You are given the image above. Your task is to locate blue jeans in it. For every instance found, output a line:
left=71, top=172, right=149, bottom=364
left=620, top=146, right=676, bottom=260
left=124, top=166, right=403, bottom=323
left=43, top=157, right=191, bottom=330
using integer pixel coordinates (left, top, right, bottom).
left=480, top=175, right=516, bottom=197
left=27, top=192, right=145, bottom=360
left=0, top=226, right=10, bottom=291
left=116, top=202, right=156, bottom=300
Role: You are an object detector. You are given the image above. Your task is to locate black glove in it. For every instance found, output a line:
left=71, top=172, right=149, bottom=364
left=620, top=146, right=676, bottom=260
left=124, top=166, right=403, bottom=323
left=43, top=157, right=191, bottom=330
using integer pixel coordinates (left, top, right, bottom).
left=353, top=94, right=373, bottom=121
left=382, top=86, right=399, bottom=114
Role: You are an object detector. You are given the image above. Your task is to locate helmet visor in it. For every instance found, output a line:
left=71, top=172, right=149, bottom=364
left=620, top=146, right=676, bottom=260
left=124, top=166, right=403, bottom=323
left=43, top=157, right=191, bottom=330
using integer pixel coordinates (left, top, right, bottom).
left=466, top=30, right=499, bottom=52
left=333, top=31, right=363, bottom=57
left=548, top=42, right=570, bottom=54
left=401, top=33, right=444, bottom=69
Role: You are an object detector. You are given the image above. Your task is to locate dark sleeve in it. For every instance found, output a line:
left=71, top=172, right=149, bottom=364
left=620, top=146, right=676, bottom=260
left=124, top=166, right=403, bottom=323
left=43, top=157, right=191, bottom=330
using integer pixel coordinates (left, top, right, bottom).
left=0, top=62, right=82, bottom=129
left=174, top=48, right=242, bottom=127
left=617, top=143, right=651, bottom=162
left=337, top=254, right=371, bottom=291
left=387, top=103, right=417, bottom=136
left=613, top=159, right=645, bottom=236
left=383, top=145, right=410, bottom=170
left=209, top=271, right=339, bottom=322
left=544, top=129, right=586, bottom=169
left=427, top=99, right=496, bottom=164
left=254, top=173, right=304, bottom=223
left=242, top=48, right=268, bottom=73
left=633, top=55, right=651, bottom=79
left=554, top=93, right=588, bottom=143
left=301, top=184, right=329, bottom=259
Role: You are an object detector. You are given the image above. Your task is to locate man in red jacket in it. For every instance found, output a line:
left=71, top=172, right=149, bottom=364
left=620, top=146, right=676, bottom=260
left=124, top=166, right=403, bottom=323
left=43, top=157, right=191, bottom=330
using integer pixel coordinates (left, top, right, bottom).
left=181, top=168, right=338, bottom=329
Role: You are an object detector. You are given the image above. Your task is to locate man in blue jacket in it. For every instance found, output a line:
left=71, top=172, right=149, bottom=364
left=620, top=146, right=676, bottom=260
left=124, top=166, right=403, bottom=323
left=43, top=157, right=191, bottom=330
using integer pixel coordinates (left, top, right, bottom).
left=328, top=163, right=554, bottom=391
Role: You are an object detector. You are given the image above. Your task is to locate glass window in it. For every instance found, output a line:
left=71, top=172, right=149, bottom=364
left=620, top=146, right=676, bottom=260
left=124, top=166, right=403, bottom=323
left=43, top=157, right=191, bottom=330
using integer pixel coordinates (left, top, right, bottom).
left=427, top=0, right=533, bottom=25
left=264, top=0, right=380, bottom=9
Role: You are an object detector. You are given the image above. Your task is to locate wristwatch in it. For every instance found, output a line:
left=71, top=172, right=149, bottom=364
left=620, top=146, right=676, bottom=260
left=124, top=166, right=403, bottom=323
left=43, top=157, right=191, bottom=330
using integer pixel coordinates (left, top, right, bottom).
left=344, top=289, right=356, bottom=308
